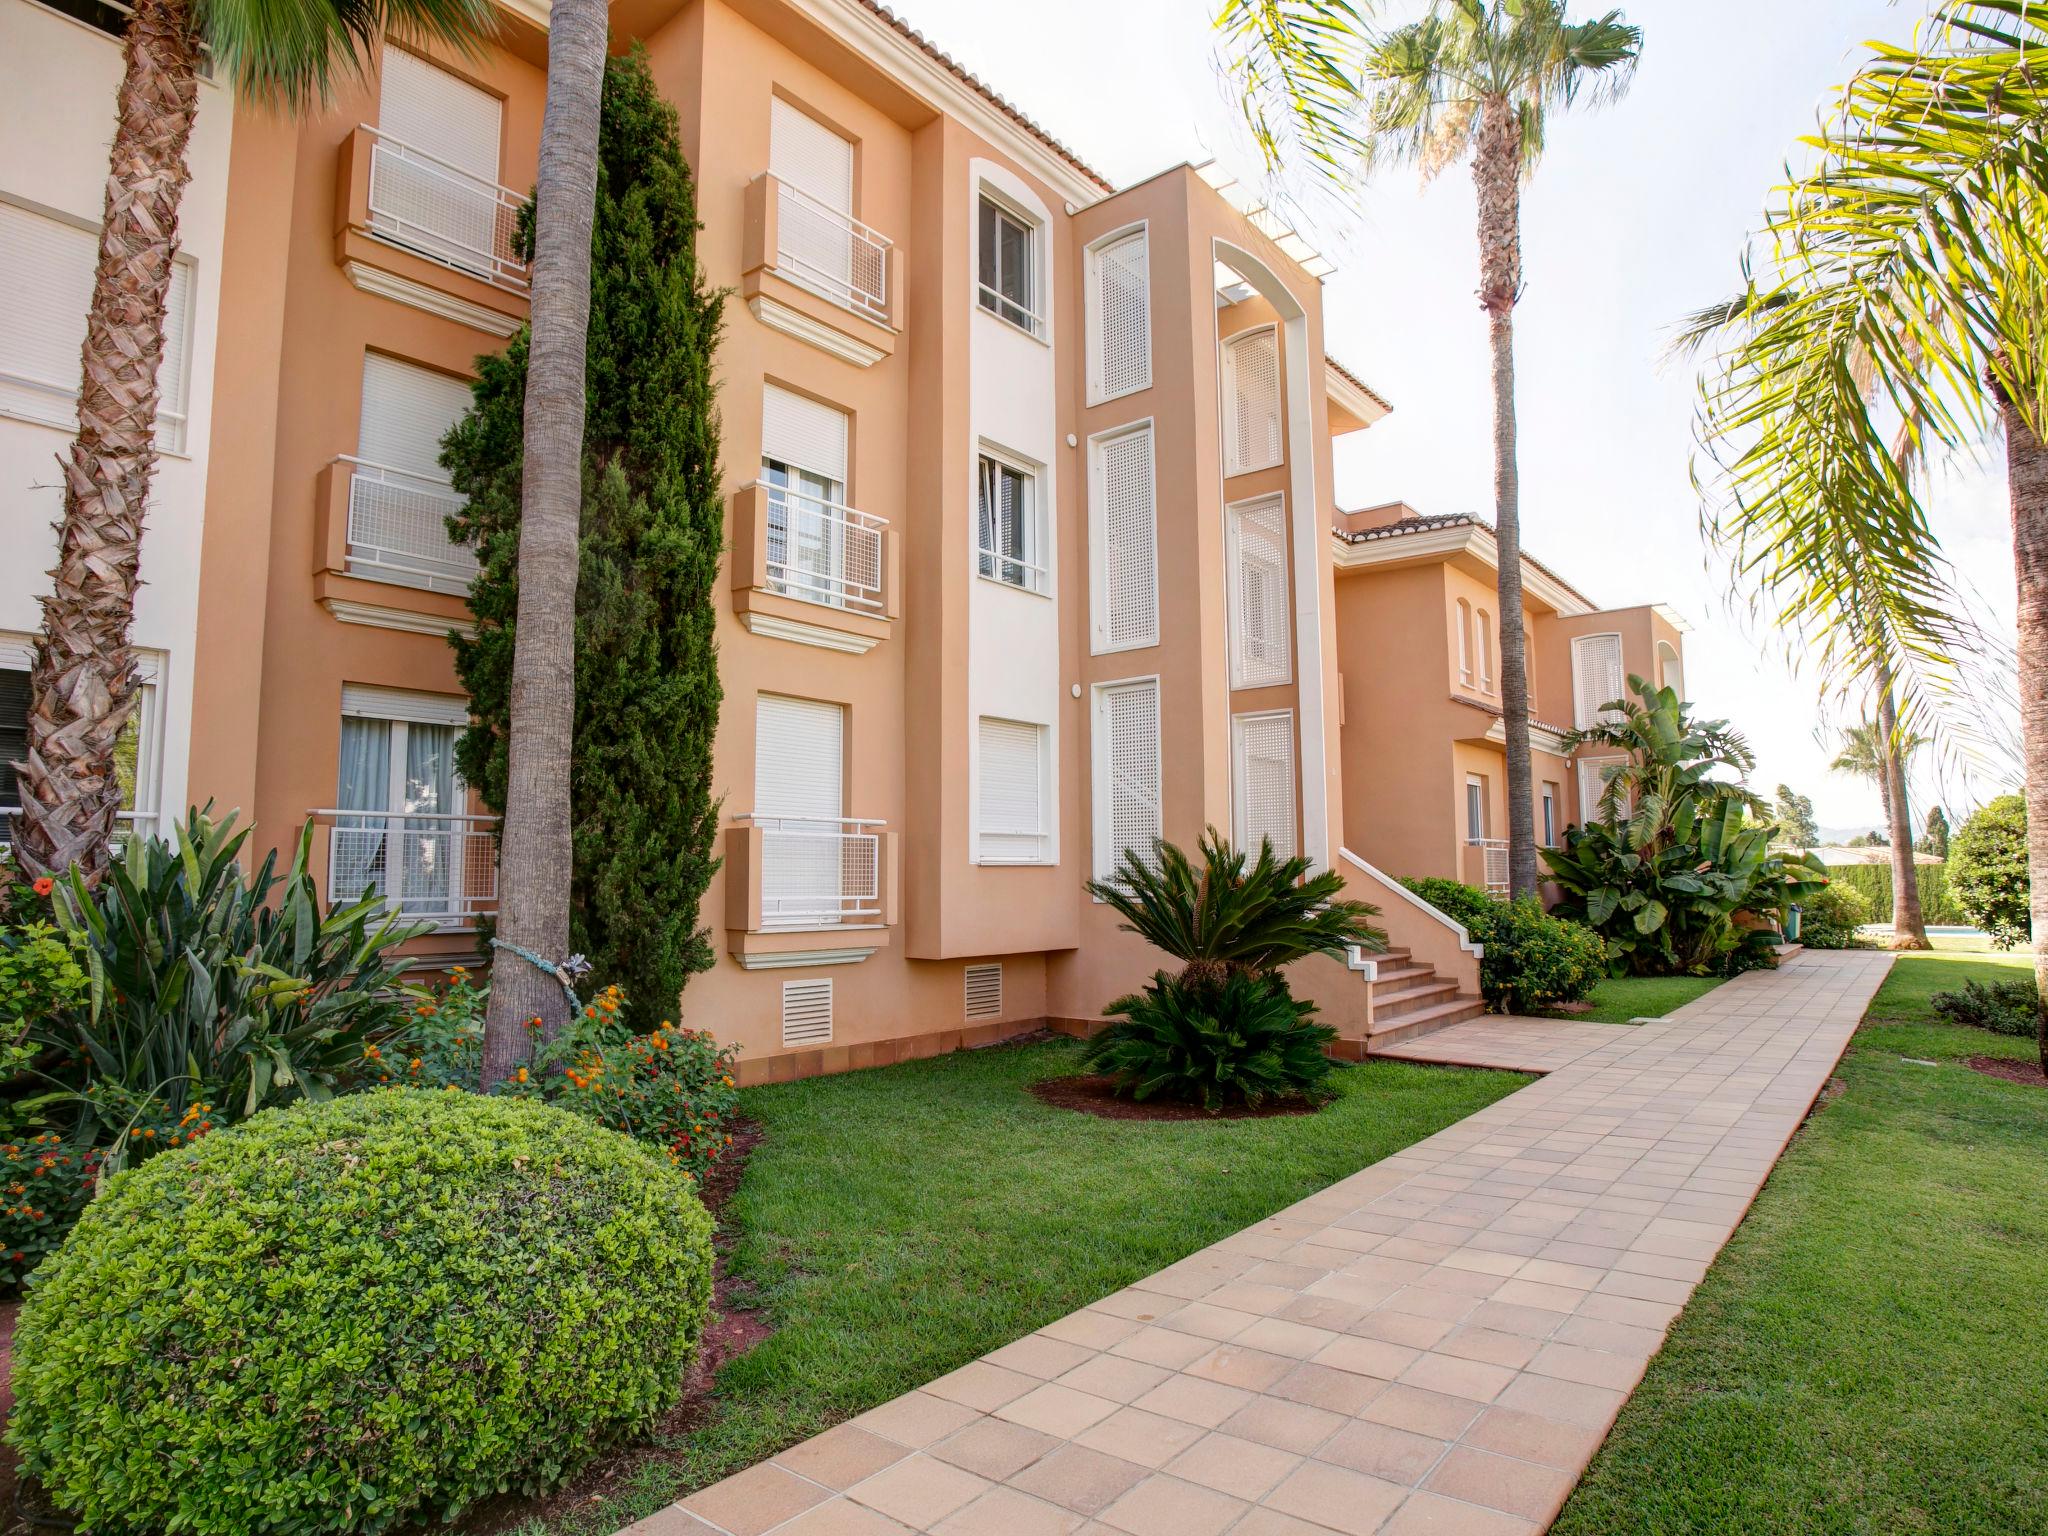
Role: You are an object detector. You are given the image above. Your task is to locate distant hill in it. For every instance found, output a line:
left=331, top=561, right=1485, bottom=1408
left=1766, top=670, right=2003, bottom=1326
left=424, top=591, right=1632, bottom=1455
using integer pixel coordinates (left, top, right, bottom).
left=1816, top=824, right=1885, bottom=845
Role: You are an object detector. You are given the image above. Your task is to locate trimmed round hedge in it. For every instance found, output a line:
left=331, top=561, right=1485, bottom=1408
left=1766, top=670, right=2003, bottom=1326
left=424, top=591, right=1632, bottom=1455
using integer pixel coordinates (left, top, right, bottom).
left=7, top=1090, right=714, bottom=1535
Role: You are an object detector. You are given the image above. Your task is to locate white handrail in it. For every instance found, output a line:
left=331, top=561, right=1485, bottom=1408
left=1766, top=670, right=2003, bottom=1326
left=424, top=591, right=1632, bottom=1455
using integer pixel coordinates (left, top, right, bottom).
left=342, top=457, right=476, bottom=595
left=362, top=124, right=530, bottom=293
left=755, top=478, right=888, bottom=615
left=771, top=175, right=890, bottom=324
left=314, top=807, right=498, bottom=930
left=736, top=813, right=883, bottom=928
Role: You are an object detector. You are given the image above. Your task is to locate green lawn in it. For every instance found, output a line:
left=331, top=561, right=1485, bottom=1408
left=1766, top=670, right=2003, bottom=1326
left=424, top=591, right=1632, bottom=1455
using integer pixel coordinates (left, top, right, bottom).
left=1553, top=953, right=2048, bottom=1536
left=1558, top=973, right=1724, bottom=1023
left=508, top=1038, right=1527, bottom=1536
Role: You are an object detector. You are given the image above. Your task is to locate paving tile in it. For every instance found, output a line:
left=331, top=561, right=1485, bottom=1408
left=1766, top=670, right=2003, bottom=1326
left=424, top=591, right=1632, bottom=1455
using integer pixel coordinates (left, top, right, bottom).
left=614, top=1510, right=724, bottom=1536
left=1074, top=1406, right=1209, bottom=1469
left=932, top=1485, right=1087, bottom=1535
left=997, top=1383, right=1123, bottom=1438
left=1112, top=1326, right=1218, bottom=1369
left=1129, top=1374, right=1254, bottom=1429
left=1185, top=1343, right=1296, bottom=1391
left=777, top=1423, right=913, bottom=1490
left=681, top=1463, right=830, bottom=1535
left=851, top=1391, right=983, bottom=1449
left=1094, top=1473, right=1248, bottom=1536
left=1360, top=1383, right=1484, bottom=1440
left=1261, top=1459, right=1408, bottom=1535
left=1058, top=1353, right=1174, bottom=1405
left=989, top=1334, right=1103, bottom=1380
left=775, top=1502, right=916, bottom=1536
left=1270, top=1361, right=1387, bottom=1416
left=1376, top=1490, right=1540, bottom=1535
left=846, top=1453, right=994, bottom=1527
left=1310, top=1334, right=1420, bottom=1382
left=1314, top=1418, right=1450, bottom=1483
left=1424, top=1444, right=1577, bottom=1523
left=925, top=1360, right=1039, bottom=1412
left=1218, top=1395, right=1347, bottom=1454
left=1008, top=1443, right=1151, bottom=1515
left=929, top=1416, right=1063, bottom=1480
left=1461, top=1405, right=1606, bottom=1470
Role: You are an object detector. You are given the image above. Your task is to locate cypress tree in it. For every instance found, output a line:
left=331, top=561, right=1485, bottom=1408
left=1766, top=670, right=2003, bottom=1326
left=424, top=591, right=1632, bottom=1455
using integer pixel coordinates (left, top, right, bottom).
left=444, top=46, right=724, bottom=1025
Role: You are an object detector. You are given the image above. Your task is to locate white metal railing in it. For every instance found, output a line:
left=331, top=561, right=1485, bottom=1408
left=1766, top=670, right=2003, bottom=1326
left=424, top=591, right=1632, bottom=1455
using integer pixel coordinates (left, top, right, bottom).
left=1468, top=837, right=1510, bottom=898
left=977, top=283, right=1046, bottom=339
left=758, top=479, right=886, bottom=614
left=363, top=126, right=530, bottom=292
left=317, top=809, right=498, bottom=928
left=976, top=541, right=1049, bottom=594
left=739, top=814, right=882, bottom=928
left=774, top=178, right=890, bottom=324
left=341, top=456, right=477, bottom=595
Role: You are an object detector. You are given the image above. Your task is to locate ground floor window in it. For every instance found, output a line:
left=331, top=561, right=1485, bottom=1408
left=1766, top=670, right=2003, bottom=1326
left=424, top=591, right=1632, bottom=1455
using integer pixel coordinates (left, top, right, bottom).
left=0, top=635, right=160, bottom=848
left=331, top=686, right=477, bottom=925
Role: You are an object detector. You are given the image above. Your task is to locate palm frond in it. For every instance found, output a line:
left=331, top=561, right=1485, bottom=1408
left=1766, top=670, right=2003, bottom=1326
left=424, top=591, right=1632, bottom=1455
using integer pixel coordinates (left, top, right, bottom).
left=196, top=0, right=499, bottom=111
left=1213, top=0, right=1377, bottom=186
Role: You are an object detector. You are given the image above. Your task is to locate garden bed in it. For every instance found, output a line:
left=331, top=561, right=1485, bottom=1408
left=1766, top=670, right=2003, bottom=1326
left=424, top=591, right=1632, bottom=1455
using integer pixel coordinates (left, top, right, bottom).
left=1028, top=1072, right=1322, bottom=1120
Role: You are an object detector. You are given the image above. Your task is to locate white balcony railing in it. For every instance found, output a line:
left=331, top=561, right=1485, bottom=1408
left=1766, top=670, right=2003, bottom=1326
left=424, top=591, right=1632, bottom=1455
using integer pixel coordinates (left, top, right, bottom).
left=318, top=809, right=498, bottom=929
left=759, top=479, right=887, bottom=615
left=741, top=814, right=882, bottom=928
left=342, top=456, right=477, bottom=595
left=364, top=126, right=530, bottom=291
left=1468, top=837, right=1510, bottom=898
left=775, top=179, right=890, bottom=325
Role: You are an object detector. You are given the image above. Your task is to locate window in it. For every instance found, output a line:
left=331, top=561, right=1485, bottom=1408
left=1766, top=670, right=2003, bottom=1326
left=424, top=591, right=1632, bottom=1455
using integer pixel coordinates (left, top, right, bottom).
left=761, top=385, right=860, bottom=609
left=332, top=686, right=474, bottom=924
left=1578, top=754, right=1629, bottom=825
left=1571, top=633, right=1626, bottom=728
left=0, top=636, right=160, bottom=848
left=1232, top=712, right=1296, bottom=860
left=1094, top=678, right=1161, bottom=878
left=1465, top=775, right=1487, bottom=842
left=1477, top=609, right=1495, bottom=693
left=1541, top=782, right=1559, bottom=847
left=0, top=199, right=194, bottom=451
left=1088, top=228, right=1149, bottom=399
left=1227, top=494, right=1290, bottom=688
left=1221, top=326, right=1281, bottom=475
left=349, top=352, right=476, bottom=593
left=770, top=98, right=881, bottom=319
left=977, top=194, right=1040, bottom=334
left=978, top=717, right=1049, bottom=864
left=1091, top=423, right=1157, bottom=652
left=1455, top=599, right=1473, bottom=685
left=373, top=46, right=507, bottom=279
left=977, top=451, right=1045, bottom=594
left=754, top=694, right=859, bottom=927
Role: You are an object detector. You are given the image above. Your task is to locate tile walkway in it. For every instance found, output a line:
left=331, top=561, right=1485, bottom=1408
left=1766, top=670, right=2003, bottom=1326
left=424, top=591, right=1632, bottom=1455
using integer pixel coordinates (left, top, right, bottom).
left=1370, top=1017, right=1637, bottom=1075
left=629, top=950, right=1893, bottom=1536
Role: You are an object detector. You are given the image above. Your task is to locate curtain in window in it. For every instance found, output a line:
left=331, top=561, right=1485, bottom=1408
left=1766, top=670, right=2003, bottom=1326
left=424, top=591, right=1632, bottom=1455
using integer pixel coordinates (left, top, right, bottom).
left=335, top=718, right=392, bottom=900
left=403, top=723, right=457, bottom=915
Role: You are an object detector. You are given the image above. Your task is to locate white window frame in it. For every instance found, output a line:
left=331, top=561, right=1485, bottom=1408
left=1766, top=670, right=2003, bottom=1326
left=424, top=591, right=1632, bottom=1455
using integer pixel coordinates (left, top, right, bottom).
left=1225, top=491, right=1291, bottom=688
left=1477, top=608, right=1495, bottom=694
left=1085, top=220, right=1151, bottom=403
left=1230, top=709, right=1297, bottom=861
left=1088, top=418, right=1158, bottom=654
left=976, top=188, right=1045, bottom=339
left=1455, top=598, right=1474, bottom=686
left=1220, top=323, right=1283, bottom=477
left=1571, top=631, right=1627, bottom=729
left=975, top=716, right=1051, bottom=866
left=1465, top=774, right=1488, bottom=842
left=1091, top=675, right=1162, bottom=883
left=1541, top=782, right=1559, bottom=847
left=975, top=443, right=1049, bottom=596
left=0, top=632, right=162, bottom=847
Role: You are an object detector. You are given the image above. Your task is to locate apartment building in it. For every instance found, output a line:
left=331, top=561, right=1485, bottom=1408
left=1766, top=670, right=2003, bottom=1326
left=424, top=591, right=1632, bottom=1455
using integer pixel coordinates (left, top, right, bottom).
left=1332, top=502, right=1689, bottom=894
left=0, top=0, right=235, bottom=849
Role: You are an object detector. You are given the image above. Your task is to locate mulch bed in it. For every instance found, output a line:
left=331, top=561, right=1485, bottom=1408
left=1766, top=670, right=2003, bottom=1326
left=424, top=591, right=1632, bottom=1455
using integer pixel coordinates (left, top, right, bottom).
left=1967, top=1054, right=2048, bottom=1089
left=1029, top=1074, right=1323, bottom=1121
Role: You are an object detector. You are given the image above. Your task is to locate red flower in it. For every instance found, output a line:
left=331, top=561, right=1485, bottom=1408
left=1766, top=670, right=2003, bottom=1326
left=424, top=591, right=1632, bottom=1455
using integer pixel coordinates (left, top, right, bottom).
left=31, top=876, right=53, bottom=897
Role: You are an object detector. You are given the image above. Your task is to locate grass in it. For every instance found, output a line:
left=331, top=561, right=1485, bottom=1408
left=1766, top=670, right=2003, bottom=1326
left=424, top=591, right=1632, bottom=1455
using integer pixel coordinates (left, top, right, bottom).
left=511, top=1037, right=1527, bottom=1536
left=1557, top=973, right=1724, bottom=1023
left=1553, top=953, right=2048, bottom=1536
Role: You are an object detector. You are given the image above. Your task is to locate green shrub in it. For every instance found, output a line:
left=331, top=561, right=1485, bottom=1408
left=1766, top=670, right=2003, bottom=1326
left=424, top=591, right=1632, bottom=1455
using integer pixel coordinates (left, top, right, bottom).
left=1950, top=794, right=2030, bottom=948
left=1821, top=861, right=1964, bottom=926
left=1081, top=972, right=1336, bottom=1109
left=8, top=1091, right=714, bottom=1536
left=1797, top=880, right=1874, bottom=949
left=1398, top=879, right=1605, bottom=1013
left=1930, top=977, right=2039, bottom=1037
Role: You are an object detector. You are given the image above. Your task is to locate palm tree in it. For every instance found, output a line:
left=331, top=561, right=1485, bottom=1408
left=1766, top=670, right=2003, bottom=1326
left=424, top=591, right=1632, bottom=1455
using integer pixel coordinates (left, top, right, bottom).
left=1831, top=710, right=1932, bottom=947
left=477, top=0, right=609, bottom=1086
left=1217, top=1, right=1641, bottom=900
left=8, top=0, right=496, bottom=888
left=1689, top=1, right=2046, bottom=1065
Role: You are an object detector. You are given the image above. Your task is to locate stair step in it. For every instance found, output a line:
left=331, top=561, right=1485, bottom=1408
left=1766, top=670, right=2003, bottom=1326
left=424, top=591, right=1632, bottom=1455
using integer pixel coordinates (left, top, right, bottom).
left=1361, top=947, right=1412, bottom=966
left=1372, top=962, right=1438, bottom=988
left=1372, top=979, right=1461, bottom=1020
left=1367, top=995, right=1487, bottom=1046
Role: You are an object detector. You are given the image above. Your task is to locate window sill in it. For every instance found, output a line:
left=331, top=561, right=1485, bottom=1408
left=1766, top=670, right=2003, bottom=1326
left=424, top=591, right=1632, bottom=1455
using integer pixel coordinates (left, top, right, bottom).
left=1224, top=458, right=1285, bottom=479
left=974, top=571, right=1054, bottom=601
left=975, top=301, right=1050, bottom=346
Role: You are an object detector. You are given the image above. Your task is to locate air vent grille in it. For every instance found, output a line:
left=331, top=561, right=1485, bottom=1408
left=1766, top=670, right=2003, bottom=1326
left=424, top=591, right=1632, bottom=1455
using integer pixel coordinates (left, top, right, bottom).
left=781, top=978, right=834, bottom=1046
left=964, top=963, right=1003, bottom=1021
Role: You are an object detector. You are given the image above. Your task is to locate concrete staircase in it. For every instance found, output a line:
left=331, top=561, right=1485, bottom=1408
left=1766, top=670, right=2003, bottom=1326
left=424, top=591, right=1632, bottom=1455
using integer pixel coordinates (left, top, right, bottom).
left=1323, top=943, right=1486, bottom=1060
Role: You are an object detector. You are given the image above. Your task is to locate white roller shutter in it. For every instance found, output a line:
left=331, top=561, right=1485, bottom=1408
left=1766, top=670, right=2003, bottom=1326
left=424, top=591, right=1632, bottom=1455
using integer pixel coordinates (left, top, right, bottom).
left=1223, top=327, right=1282, bottom=475
left=358, top=352, right=471, bottom=479
left=0, top=202, right=194, bottom=450
left=1572, top=633, right=1626, bottom=728
left=770, top=98, right=853, bottom=213
left=761, top=384, right=849, bottom=484
left=1578, top=754, right=1628, bottom=825
left=341, top=684, right=469, bottom=727
left=1090, top=230, right=1150, bottom=400
left=379, top=46, right=501, bottom=183
left=1096, top=679, right=1161, bottom=878
left=1227, top=494, right=1290, bottom=688
left=1232, top=711, right=1296, bottom=860
left=755, top=694, right=843, bottom=818
left=1094, top=424, right=1157, bottom=652
left=978, top=717, right=1046, bottom=863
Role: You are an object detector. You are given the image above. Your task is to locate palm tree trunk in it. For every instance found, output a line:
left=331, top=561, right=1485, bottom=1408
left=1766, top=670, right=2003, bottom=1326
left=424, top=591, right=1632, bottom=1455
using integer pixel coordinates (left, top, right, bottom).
left=1873, top=663, right=1929, bottom=949
left=479, top=0, right=607, bottom=1086
left=1474, top=95, right=1536, bottom=899
left=12, top=0, right=199, bottom=886
left=1995, top=370, right=2048, bottom=1077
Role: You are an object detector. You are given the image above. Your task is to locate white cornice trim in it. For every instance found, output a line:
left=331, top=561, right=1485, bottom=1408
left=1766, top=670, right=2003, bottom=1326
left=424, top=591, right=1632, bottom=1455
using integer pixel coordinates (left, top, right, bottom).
left=734, top=943, right=882, bottom=970
left=747, top=293, right=887, bottom=368
left=324, top=597, right=478, bottom=639
left=1324, top=362, right=1391, bottom=430
left=740, top=609, right=884, bottom=654
left=1331, top=522, right=1594, bottom=618
left=1475, top=715, right=1576, bottom=758
left=777, top=0, right=1106, bottom=209
left=344, top=260, right=522, bottom=338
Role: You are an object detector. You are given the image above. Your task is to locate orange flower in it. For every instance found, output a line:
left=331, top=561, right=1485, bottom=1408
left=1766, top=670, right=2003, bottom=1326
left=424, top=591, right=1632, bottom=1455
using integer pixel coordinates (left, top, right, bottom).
left=31, top=876, right=53, bottom=897
left=516, top=1066, right=529, bottom=1083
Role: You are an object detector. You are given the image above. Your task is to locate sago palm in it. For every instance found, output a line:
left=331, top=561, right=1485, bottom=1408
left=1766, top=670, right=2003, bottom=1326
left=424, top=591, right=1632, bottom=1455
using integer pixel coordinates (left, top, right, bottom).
left=1217, top=0, right=1641, bottom=901
left=1689, top=0, right=2048, bottom=1061
left=9, top=0, right=495, bottom=888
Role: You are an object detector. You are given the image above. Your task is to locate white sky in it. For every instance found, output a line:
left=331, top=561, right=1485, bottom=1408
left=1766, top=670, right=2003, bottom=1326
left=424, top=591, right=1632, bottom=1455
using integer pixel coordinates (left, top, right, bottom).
left=883, top=0, right=2022, bottom=834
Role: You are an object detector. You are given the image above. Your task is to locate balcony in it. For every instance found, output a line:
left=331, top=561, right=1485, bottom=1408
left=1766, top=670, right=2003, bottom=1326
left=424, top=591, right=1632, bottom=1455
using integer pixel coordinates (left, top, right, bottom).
left=311, top=809, right=498, bottom=930
left=334, top=127, right=529, bottom=336
left=336, top=457, right=477, bottom=595
left=725, top=814, right=897, bottom=968
left=741, top=173, right=898, bottom=366
left=730, top=481, right=897, bottom=653
left=1464, top=837, right=1509, bottom=898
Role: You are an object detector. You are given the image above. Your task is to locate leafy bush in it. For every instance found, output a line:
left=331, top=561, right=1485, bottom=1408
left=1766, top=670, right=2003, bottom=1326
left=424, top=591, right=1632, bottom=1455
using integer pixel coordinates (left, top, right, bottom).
left=1081, top=971, right=1336, bottom=1109
left=1796, top=880, right=1874, bottom=949
left=8, top=1091, right=714, bottom=1536
left=1544, top=678, right=1827, bottom=975
left=0, top=1133, right=100, bottom=1289
left=44, top=808, right=425, bottom=1170
left=1822, top=860, right=1965, bottom=926
left=403, top=976, right=742, bottom=1182
left=1930, top=977, right=2039, bottom=1037
left=1950, top=794, right=2030, bottom=948
left=1398, top=879, right=1605, bottom=1012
